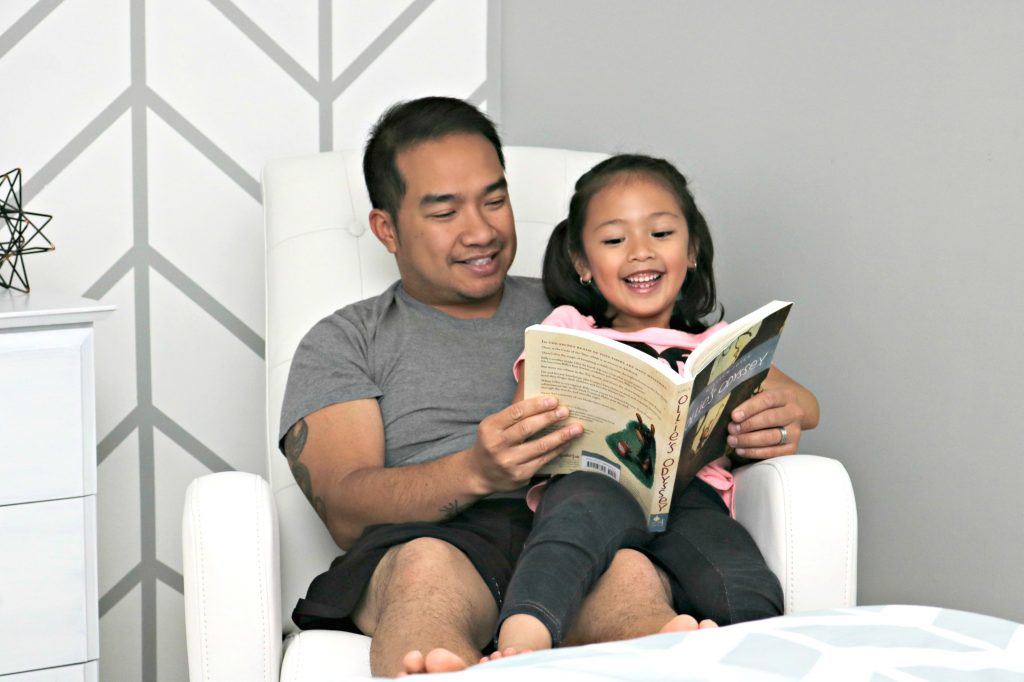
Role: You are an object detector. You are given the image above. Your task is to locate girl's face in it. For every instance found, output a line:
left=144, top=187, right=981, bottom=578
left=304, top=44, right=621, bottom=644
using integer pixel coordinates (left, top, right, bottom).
left=575, top=177, right=694, bottom=332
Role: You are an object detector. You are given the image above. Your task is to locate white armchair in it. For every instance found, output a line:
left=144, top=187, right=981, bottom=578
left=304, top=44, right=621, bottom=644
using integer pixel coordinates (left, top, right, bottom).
left=183, top=147, right=858, bottom=682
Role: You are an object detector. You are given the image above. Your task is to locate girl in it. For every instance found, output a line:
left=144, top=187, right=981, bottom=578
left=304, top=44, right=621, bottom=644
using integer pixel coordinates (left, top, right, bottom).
left=491, top=154, right=820, bottom=658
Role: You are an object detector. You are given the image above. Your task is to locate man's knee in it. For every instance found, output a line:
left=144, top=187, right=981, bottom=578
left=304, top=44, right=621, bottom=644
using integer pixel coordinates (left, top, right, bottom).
left=390, top=537, right=469, bottom=577
left=603, top=549, right=672, bottom=603
left=355, top=537, right=495, bottom=637
left=372, top=537, right=486, bottom=604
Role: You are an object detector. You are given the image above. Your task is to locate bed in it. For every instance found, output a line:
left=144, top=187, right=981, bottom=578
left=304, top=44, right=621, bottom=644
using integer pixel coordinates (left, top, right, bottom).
left=377, top=605, right=1024, bottom=681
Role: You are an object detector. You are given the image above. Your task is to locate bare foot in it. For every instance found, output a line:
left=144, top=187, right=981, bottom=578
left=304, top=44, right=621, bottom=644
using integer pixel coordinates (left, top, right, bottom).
left=479, top=647, right=533, bottom=664
left=659, top=614, right=718, bottom=634
left=496, top=613, right=552, bottom=653
left=399, top=648, right=469, bottom=676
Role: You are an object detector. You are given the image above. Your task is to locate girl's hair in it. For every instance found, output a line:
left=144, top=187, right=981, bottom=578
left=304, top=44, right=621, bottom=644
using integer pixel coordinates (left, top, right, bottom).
left=542, top=154, right=722, bottom=333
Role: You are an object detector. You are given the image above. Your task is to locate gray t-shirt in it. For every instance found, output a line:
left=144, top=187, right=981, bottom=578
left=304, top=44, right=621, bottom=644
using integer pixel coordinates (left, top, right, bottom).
left=279, top=276, right=551, bottom=467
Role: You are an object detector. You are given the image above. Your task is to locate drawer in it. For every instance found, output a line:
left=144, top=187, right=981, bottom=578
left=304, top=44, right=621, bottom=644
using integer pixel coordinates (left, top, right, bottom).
left=2, top=660, right=97, bottom=681
left=0, top=327, right=96, bottom=505
left=0, top=497, right=99, bottom=676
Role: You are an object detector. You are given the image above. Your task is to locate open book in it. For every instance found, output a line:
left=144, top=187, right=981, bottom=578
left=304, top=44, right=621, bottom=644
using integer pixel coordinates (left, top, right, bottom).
left=523, top=301, right=792, bottom=531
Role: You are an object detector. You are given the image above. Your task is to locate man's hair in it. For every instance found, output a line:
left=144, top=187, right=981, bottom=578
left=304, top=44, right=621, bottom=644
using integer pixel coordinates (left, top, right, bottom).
left=363, top=96, right=505, bottom=226
left=542, top=154, right=722, bottom=333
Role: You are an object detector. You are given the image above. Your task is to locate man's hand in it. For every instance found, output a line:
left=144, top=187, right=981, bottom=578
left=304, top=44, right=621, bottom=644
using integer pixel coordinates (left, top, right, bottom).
left=725, top=365, right=820, bottom=460
left=726, top=388, right=804, bottom=459
left=467, top=395, right=583, bottom=493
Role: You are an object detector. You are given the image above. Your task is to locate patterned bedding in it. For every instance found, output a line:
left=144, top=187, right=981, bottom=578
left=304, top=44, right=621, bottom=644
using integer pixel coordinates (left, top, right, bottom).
left=395, top=605, right=1024, bottom=681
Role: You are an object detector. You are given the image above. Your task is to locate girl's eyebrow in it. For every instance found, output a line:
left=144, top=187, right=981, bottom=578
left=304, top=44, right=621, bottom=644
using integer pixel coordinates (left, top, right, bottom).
left=594, top=211, right=681, bottom=230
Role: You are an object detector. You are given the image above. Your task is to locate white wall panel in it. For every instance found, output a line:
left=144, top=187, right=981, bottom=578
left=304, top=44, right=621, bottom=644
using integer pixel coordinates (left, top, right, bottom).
left=236, top=0, right=319, bottom=77
left=147, top=0, right=319, bottom=177
left=153, top=429, right=213, bottom=577
left=97, top=431, right=140, bottom=598
left=333, top=1, right=415, bottom=75
left=149, top=269, right=264, bottom=471
left=29, top=112, right=135, bottom=293
left=98, top=585, right=142, bottom=682
left=1, top=2, right=496, bottom=678
left=333, top=0, right=488, bottom=148
left=155, top=581, right=187, bottom=682
left=148, top=112, right=265, bottom=331
left=0, top=0, right=129, bottom=173
left=92, top=273, right=138, bottom=439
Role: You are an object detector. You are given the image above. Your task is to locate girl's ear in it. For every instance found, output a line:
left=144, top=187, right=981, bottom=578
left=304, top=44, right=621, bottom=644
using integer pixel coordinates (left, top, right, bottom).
left=688, top=246, right=698, bottom=269
left=571, top=253, right=592, bottom=284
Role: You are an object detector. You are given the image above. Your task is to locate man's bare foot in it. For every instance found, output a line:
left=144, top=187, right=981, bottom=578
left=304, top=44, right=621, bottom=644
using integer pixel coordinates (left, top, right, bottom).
left=659, top=614, right=718, bottom=634
left=398, top=648, right=470, bottom=676
left=479, top=647, right=533, bottom=664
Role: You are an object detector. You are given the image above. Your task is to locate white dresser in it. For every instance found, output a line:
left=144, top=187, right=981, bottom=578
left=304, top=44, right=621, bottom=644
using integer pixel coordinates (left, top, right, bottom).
left=0, top=292, right=114, bottom=681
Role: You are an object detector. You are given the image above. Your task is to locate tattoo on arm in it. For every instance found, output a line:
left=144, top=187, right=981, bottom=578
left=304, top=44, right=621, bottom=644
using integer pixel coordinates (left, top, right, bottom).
left=440, top=500, right=461, bottom=520
left=283, top=418, right=327, bottom=522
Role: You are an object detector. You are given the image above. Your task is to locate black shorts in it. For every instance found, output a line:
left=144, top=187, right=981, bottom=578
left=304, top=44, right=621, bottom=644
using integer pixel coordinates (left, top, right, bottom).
left=291, top=498, right=534, bottom=633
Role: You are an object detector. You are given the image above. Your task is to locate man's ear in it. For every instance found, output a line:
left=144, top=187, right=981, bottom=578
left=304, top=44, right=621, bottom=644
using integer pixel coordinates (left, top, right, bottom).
left=369, top=208, right=399, bottom=254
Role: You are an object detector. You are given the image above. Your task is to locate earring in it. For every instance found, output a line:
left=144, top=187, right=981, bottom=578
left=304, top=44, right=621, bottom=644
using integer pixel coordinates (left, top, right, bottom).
left=579, top=275, right=592, bottom=286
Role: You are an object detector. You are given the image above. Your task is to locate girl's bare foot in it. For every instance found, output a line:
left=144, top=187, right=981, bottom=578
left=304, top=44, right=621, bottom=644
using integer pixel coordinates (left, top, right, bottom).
left=496, top=613, right=553, bottom=653
left=659, top=614, right=718, bottom=634
left=479, top=647, right=533, bottom=664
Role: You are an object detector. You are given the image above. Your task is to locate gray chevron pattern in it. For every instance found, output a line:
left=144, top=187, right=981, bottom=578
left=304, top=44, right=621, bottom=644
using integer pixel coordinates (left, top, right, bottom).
left=0, top=1, right=498, bottom=679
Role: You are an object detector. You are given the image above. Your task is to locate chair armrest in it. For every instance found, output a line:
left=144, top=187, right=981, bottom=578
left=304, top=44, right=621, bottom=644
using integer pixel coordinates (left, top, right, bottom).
left=733, top=454, right=858, bottom=613
left=183, top=472, right=283, bottom=682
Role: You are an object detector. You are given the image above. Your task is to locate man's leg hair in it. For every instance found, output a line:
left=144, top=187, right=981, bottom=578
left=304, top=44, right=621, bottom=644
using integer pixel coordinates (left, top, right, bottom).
left=562, top=548, right=677, bottom=645
left=353, top=537, right=497, bottom=676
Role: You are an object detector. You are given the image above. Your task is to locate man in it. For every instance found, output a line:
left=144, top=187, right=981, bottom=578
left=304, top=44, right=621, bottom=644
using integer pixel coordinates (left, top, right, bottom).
left=279, top=97, right=581, bottom=676
left=280, top=96, right=816, bottom=676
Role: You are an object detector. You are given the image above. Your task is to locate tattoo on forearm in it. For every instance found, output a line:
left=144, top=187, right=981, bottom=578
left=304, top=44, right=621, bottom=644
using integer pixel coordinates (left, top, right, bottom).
left=440, top=500, right=461, bottom=520
left=284, top=418, right=326, bottom=522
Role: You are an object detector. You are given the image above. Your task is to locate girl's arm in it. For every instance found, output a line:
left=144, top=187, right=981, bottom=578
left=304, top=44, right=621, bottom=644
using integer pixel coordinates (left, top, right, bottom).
left=725, top=365, right=819, bottom=460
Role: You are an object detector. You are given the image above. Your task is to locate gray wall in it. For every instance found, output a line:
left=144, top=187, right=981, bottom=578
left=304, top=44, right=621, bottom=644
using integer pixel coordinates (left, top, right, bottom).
left=501, top=0, right=1024, bottom=621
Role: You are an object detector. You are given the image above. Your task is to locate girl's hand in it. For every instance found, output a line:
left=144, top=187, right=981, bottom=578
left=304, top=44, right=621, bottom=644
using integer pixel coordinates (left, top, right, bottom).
left=726, top=387, right=804, bottom=459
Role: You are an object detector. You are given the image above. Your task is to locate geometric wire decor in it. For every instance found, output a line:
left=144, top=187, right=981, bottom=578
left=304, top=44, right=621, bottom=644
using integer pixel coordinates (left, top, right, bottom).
left=1, top=168, right=55, bottom=293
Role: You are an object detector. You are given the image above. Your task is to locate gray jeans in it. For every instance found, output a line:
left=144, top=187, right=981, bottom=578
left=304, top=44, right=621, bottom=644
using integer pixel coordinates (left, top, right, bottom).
left=497, top=471, right=651, bottom=645
left=498, top=472, right=784, bottom=645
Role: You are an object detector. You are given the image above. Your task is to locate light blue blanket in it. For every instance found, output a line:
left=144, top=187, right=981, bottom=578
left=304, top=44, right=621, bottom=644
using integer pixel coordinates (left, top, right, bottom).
left=389, top=605, right=1024, bottom=681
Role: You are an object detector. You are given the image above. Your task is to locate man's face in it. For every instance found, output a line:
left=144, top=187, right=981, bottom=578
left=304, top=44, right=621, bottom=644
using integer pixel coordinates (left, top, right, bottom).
left=377, top=133, right=516, bottom=318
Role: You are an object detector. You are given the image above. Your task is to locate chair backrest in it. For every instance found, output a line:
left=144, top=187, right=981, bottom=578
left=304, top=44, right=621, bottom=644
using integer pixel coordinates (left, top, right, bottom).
left=262, top=146, right=608, bottom=632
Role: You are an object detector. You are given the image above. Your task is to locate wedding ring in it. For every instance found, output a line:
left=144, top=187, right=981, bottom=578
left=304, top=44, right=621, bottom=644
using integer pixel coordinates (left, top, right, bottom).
left=777, top=426, right=788, bottom=446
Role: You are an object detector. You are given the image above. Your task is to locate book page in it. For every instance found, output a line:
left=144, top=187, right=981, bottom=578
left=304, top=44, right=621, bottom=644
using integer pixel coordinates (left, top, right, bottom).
left=529, top=334, right=676, bottom=428
left=523, top=326, right=687, bottom=530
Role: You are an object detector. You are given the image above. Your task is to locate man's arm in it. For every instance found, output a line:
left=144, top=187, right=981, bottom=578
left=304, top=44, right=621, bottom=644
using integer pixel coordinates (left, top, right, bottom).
left=283, top=395, right=581, bottom=550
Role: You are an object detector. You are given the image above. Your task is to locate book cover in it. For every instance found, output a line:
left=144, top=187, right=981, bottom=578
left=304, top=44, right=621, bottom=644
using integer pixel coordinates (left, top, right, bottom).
left=523, top=301, right=792, bottom=531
